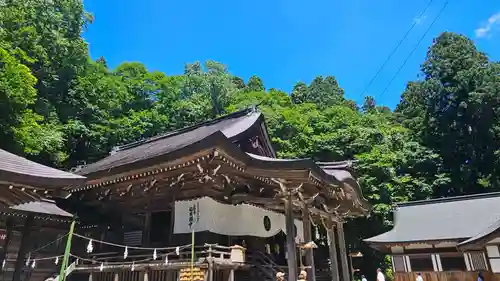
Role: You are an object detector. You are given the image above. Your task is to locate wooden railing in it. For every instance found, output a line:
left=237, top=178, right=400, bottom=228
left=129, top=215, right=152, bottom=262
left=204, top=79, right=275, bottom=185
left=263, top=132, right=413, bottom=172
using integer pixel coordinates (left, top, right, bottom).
left=395, top=271, right=500, bottom=281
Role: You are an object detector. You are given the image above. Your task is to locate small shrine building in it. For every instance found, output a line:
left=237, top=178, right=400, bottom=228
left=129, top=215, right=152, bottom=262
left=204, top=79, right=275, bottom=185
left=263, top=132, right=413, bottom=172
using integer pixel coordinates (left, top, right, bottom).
left=365, top=192, right=500, bottom=281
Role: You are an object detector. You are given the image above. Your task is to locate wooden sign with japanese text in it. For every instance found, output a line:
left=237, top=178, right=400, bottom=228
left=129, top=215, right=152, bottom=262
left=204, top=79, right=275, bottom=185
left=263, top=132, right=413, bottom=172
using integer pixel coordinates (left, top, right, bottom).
left=179, top=267, right=205, bottom=281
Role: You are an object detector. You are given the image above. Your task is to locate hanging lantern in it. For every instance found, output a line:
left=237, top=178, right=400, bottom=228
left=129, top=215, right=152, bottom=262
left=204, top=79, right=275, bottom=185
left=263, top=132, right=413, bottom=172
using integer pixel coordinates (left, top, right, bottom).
left=164, top=255, right=168, bottom=265
left=87, top=239, right=94, bottom=253
left=131, top=262, right=135, bottom=271
left=55, top=256, right=59, bottom=265
left=100, top=262, right=104, bottom=272
left=124, top=246, right=128, bottom=259
left=153, top=249, right=157, bottom=260
left=31, top=260, right=36, bottom=268
left=175, top=246, right=180, bottom=256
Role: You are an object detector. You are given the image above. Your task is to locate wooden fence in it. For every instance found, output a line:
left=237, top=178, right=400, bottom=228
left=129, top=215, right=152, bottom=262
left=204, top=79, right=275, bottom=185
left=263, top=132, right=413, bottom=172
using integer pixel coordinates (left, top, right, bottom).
left=395, top=271, right=500, bottom=281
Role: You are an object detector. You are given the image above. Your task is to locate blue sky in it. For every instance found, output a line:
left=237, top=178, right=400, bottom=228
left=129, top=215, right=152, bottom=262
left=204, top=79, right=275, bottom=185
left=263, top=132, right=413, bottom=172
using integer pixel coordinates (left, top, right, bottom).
left=82, top=0, right=500, bottom=109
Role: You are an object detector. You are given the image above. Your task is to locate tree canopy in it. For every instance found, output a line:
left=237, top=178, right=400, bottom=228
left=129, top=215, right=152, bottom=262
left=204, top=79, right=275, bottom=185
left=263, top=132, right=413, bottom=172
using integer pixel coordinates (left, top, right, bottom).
left=2, top=0, right=500, bottom=278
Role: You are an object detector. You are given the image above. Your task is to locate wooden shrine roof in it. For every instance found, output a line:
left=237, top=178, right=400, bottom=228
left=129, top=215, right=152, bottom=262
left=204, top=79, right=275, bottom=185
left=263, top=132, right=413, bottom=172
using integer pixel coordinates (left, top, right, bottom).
left=11, top=200, right=72, bottom=217
left=73, top=108, right=371, bottom=219
left=0, top=149, right=85, bottom=212
left=77, top=108, right=266, bottom=176
left=0, top=199, right=74, bottom=225
left=245, top=153, right=364, bottom=202
left=364, top=192, right=500, bottom=248
left=0, top=148, right=85, bottom=189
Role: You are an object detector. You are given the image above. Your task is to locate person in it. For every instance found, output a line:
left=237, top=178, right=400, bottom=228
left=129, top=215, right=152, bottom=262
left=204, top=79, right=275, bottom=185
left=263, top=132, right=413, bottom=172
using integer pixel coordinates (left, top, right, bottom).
left=361, top=275, right=368, bottom=281
left=478, top=272, right=484, bottom=281
left=377, top=268, right=385, bottom=281
left=298, top=270, right=307, bottom=281
left=276, top=272, right=285, bottom=281
left=416, top=272, right=423, bottom=281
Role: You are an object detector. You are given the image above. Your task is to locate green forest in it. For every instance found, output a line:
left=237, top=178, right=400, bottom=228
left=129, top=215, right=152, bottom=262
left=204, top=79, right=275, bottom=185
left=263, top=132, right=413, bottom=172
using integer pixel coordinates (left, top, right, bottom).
left=2, top=0, right=500, bottom=277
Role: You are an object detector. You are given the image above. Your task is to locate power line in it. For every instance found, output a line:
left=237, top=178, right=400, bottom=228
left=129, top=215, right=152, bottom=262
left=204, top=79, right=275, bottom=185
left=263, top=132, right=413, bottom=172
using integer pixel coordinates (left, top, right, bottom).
left=378, top=0, right=449, bottom=99
left=359, top=0, right=436, bottom=99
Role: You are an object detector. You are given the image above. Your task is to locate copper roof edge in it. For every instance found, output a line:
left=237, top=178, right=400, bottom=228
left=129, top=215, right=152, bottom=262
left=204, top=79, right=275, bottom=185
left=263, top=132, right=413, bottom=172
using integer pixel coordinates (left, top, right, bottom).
left=114, top=107, right=258, bottom=153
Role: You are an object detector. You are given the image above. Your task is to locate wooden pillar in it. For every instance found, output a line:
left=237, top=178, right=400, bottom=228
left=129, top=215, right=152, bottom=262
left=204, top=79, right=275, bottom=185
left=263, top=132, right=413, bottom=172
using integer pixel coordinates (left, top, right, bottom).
left=228, top=269, right=234, bottom=281
left=285, top=196, right=297, bottom=281
left=0, top=218, right=14, bottom=266
left=12, top=215, right=34, bottom=281
left=208, top=259, right=214, bottom=281
left=327, top=224, right=340, bottom=281
left=302, top=209, right=315, bottom=281
left=336, top=222, right=350, bottom=281
left=143, top=212, right=151, bottom=246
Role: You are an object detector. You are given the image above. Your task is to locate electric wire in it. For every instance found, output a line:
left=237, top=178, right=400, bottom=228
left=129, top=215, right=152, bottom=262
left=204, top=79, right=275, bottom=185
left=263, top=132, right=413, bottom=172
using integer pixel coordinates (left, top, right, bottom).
left=359, top=0, right=436, bottom=98
left=378, top=0, right=449, bottom=98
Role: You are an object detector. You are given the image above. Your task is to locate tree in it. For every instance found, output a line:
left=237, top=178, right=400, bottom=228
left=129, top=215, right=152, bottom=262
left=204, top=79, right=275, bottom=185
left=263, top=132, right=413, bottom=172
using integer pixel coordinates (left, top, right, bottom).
left=246, top=75, right=265, bottom=92
left=290, top=76, right=347, bottom=108
left=362, top=96, right=376, bottom=113
left=96, top=56, right=108, bottom=68
left=169, top=61, right=237, bottom=128
left=231, top=76, right=246, bottom=89
left=291, top=82, right=308, bottom=104
left=0, top=0, right=91, bottom=121
left=307, top=76, right=345, bottom=107
left=0, top=48, right=65, bottom=162
left=397, top=32, right=500, bottom=196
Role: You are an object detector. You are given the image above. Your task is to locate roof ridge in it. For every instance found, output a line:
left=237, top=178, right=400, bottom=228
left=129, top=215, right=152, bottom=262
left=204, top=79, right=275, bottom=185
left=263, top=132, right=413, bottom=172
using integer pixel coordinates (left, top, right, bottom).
left=317, top=160, right=357, bottom=169
left=397, top=191, right=500, bottom=207
left=115, top=107, right=257, bottom=152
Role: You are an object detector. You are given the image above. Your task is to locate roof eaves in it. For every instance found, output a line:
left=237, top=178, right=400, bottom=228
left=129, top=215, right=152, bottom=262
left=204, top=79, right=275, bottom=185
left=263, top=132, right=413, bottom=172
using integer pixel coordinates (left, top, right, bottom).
left=457, top=218, right=500, bottom=249
left=9, top=200, right=73, bottom=218
left=245, top=153, right=371, bottom=214
left=396, top=192, right=500, bottom=208
left=75, top=108, right=262, bottom=176
left=257, top=114, right=277, bottom=158
left=115, top=107, right=256, bottom=152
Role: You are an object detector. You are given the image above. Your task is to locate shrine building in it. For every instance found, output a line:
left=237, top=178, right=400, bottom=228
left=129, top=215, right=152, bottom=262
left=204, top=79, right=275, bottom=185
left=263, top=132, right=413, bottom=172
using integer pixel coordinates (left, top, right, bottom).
left=60, top=107, right=371, bottom=281
left=0, top=149, right=85, bottom=281
left=365, top=192, right=500, bottom=281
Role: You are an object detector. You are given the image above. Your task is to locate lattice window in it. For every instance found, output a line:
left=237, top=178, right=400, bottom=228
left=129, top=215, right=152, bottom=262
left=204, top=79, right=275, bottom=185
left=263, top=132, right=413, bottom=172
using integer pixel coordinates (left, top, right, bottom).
left=392, top=255, right=406, bottom=272
left=124, top=231, right=143, bottom=246
left=469, top=251, right=488, bottom=271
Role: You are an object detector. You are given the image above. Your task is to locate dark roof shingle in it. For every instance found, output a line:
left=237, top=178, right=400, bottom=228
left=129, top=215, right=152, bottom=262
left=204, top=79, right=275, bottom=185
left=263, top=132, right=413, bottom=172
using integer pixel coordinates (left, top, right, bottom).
left=10, top=200, right=73, bottom=217
left=0, top=149, right=85, bottom=188
left=77, top=109, right=262, bottom=176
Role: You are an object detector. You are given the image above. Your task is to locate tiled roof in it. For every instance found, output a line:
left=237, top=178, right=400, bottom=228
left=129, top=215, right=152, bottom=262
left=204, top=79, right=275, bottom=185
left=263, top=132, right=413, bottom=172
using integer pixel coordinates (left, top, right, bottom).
left=365, top=192, right=500, bottom=244
left=77, top=108, right=262, bottom=175
left=0, top=149, right=85, bottom=188
left=10, top=200, right=73, bottom=217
